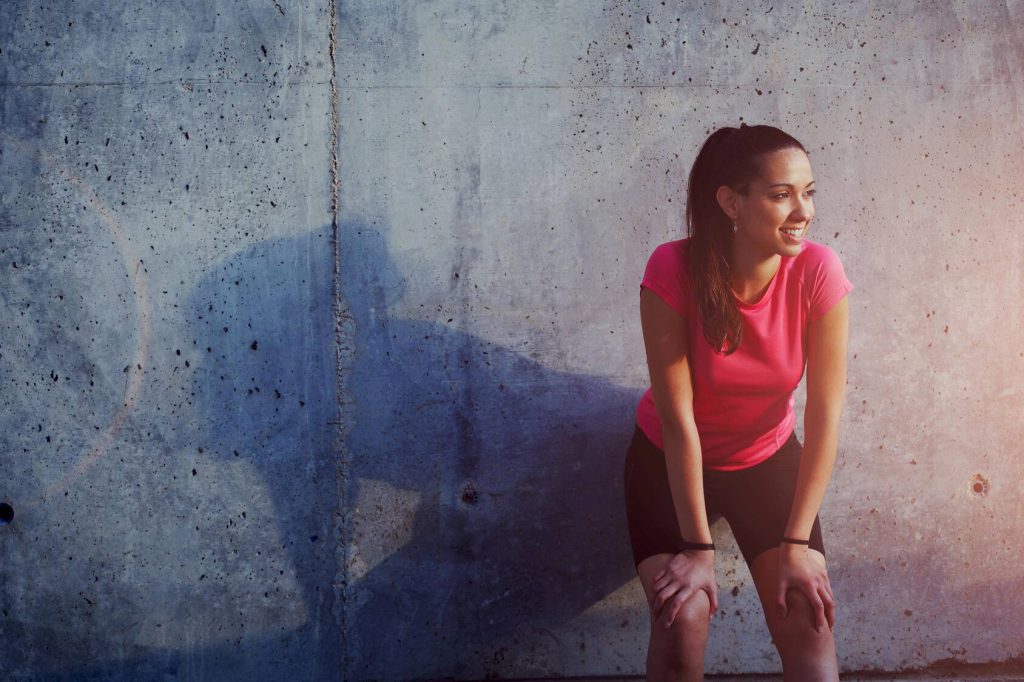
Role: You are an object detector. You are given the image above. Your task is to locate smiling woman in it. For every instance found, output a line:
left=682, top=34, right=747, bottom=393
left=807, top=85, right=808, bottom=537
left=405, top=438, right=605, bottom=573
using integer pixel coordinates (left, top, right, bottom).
left=726, top=147, right=816, bottom=268
left=623, top=123, right=854, bottom=681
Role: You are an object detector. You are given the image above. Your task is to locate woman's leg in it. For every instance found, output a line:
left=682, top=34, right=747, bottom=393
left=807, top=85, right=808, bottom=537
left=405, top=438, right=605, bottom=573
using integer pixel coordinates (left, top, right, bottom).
left=636, top=553, right=711, bottom=682
left=748, top=547, right=839, bottom=681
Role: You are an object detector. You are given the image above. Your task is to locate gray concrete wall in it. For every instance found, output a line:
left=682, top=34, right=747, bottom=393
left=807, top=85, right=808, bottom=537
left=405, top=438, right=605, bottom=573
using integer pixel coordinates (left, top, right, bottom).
left=1, top=1, right=342, bottom=678
left=2, top=1, right=1023, bottom=680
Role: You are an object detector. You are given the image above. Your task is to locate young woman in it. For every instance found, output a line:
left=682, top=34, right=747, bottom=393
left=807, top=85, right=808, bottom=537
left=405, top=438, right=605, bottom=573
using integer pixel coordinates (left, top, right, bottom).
left=623, top=123, right=853, bottom=681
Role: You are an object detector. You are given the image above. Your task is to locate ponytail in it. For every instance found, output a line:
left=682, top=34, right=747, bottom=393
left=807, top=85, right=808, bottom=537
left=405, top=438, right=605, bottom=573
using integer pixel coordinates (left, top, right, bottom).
left=684, top=123, right=806, bottom=354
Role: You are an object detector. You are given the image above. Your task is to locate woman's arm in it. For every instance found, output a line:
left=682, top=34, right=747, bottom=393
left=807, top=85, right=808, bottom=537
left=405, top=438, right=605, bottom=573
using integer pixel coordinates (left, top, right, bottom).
left=774, top=294, right=849, bottom=632
left=639, top=288, right=712, bottom=545
left=786, top=295, right=850, bottom=541
left=640, top=287, right=719, bottom=625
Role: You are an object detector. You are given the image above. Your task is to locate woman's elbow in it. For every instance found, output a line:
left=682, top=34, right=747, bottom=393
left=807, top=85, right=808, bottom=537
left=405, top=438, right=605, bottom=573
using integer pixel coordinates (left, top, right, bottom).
left=805, top=399, right=844, bottom=429
left=659, top=414, right=699, bottom=441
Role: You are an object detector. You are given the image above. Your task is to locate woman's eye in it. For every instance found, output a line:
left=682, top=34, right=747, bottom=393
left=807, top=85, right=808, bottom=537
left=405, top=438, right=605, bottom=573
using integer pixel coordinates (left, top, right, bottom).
left=770, top=187, right=811, bottom=197
left=773, top=189, right=816, bottom=200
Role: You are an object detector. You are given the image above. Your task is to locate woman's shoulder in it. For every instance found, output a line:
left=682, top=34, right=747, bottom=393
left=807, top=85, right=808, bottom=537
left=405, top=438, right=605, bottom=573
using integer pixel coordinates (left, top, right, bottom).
left=645, top=237, right=690, bottom=278
left=793, top=237, right=845, bottom=271
left=791, top=237, right=854, bottom=311
left=652, top=236, right=690, bottom=253
left=648, top=237, right=690, bottom=264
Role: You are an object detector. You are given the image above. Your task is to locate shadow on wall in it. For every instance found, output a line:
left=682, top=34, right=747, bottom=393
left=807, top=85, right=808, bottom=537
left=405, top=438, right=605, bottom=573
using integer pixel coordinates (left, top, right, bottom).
left=0, top=216, right=644, bottom=679
left=341, top=222, right=641, bottom=679
left=179, top=229, right=342, bottom=675
left=0, top=220, right=343, bottom=679
left=36, top=231, right=337, bottom=675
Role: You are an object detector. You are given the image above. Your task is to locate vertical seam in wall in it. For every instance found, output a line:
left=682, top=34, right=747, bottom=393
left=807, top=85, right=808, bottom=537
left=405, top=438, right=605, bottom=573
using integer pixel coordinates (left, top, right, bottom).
left=327, top=0, right=350, bottom=674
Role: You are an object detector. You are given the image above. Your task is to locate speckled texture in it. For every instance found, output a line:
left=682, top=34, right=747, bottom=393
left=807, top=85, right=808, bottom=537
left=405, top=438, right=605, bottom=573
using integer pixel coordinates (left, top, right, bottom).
left=2, top=1, right=1024, bottom=680
left=0, top=0, right=341, bottom=679
left=338, top=0, right=1024, bottom=679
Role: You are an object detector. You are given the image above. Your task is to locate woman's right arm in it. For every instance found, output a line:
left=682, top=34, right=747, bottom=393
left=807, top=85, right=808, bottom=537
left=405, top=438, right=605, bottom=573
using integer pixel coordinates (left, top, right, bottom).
left=639, top=288, right=713, bottom=545
left=640, top=287, right=718, bottom=624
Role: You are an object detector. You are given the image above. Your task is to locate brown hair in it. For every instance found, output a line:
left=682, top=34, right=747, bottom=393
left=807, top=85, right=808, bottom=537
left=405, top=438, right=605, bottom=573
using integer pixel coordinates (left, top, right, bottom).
left=685, top=123, right=808, bottom=354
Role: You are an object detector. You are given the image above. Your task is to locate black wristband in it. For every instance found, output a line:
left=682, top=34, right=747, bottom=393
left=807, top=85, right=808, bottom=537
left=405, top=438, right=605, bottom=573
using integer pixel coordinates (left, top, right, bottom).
left=677, top=538, right=715, bottom=551
left=781, top=536, right=810, bottom=545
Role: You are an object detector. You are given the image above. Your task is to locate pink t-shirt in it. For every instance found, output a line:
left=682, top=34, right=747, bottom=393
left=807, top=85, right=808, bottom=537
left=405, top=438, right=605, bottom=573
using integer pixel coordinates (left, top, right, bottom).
left=636, top=237, right=854, bottom=471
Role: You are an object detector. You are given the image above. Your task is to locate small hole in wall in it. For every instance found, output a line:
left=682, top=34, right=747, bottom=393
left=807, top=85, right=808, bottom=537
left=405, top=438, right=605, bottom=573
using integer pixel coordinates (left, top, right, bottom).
left=0, top=502, right=13, bottom=525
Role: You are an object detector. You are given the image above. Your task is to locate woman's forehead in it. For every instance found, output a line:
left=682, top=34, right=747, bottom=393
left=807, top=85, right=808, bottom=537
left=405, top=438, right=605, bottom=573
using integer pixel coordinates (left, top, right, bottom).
left=754, top=148, right=813, bottom=185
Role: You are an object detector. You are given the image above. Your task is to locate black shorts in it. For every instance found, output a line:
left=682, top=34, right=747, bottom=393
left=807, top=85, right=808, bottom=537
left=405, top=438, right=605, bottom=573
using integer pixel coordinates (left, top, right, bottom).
left=623, top=424, right=825, bottom=571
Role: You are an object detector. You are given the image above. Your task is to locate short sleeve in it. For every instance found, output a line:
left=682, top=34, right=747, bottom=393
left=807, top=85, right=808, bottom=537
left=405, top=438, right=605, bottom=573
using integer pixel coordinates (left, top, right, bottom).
left=807, top=244, right=854, bottom=322
left=640, top=242, right=688, bottom=319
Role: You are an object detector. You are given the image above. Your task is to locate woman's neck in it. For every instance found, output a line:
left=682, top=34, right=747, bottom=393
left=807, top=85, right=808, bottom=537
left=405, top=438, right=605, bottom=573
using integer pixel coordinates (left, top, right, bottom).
left=729, top=242, right=782, bottom=304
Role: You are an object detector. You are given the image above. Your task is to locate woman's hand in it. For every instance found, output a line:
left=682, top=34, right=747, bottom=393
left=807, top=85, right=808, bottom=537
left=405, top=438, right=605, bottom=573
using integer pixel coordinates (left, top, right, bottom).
left=651, top=550, right=719, bottom=627
left=775, top=543, right=835, bottom=632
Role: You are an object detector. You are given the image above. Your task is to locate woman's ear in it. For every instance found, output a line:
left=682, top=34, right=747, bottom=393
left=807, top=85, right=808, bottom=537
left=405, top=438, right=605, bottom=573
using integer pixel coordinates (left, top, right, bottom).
left=715, top=184, right=738, bottom=222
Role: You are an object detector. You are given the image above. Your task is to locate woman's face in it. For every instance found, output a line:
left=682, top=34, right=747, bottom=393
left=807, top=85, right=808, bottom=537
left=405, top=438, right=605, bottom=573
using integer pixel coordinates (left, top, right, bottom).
left=725, top=147, right=815, bottom=259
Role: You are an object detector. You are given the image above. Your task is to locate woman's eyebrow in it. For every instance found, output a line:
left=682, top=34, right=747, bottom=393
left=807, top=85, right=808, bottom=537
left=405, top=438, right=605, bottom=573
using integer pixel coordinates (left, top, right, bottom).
left=767, top=180, right=816, bottom=189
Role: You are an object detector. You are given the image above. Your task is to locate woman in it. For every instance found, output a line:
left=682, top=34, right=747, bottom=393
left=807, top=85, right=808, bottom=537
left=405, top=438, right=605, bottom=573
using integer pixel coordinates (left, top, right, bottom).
left=623, top=123, right=853, bottom=681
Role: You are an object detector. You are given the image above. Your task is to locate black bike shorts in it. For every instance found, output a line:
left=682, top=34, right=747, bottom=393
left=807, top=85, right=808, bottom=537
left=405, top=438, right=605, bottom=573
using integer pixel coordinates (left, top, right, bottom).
left=623, top=423, right=825, bottom=571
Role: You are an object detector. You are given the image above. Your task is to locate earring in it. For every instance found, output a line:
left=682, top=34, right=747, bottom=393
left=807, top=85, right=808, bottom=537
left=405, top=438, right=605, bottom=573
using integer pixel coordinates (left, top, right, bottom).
left=732, top=222, right=738, bottom=234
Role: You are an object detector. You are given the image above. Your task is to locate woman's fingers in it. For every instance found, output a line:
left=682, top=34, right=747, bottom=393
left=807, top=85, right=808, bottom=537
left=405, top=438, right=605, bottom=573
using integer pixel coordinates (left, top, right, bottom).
left=776, top=585, right=789, bottom=619
left=653, top=580, right=685, bottom=620
left=651, top=555, right=718, bottom=627
left=808, top=588, right=827, bottom=633
left=706, top=586, right=719, bottom=618
left=663, top=587, right=696, bottom=628
left=819, top=571, right=835, bottom=627
left=821, top=583, right=836, bottom=630
left=653, top=565, right=684, bottom=593
left=652, top=573, right=667, bottom=593
left=651, top=585, right=670, bottom=620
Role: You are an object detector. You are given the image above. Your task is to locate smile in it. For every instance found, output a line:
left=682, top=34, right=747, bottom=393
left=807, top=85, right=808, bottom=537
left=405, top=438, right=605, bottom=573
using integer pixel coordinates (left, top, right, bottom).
left=780, top=226, right=806, bottom=241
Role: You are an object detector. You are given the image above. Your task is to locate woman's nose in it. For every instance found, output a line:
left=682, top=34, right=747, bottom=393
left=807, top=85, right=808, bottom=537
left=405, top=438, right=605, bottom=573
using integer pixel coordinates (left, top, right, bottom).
left=792, top=198, right=813, bottom=221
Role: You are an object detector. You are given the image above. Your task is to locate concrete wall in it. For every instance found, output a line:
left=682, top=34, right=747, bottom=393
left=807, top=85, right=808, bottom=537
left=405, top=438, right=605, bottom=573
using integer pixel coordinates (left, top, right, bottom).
left=2, top=1, right=1023, bottom=679
left=0, top=1, right=342, bottom=678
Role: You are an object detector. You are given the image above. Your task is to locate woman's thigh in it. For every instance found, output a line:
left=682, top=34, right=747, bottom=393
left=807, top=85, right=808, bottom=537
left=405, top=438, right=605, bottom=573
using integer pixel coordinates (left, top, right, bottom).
left=709, top=431, right=825, bottom=568
left=637, top=553, right=676, bottom=616
left=624, top=425, right=724, bottom=571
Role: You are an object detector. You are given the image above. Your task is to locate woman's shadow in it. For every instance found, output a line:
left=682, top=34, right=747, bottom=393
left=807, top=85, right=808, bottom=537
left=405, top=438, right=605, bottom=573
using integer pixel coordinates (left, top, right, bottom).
left=341, top=221, right=646, bottom=676
left=187, top=220, right=642, bottom=677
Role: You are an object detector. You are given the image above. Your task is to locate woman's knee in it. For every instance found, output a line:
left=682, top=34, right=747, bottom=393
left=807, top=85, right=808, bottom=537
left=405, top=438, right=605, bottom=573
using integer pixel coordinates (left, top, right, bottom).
left=651, top=588, right=711, bottom=645
left=773, top=588, right=834, bottom=656
left=659, top=587, right=711, bottom=629
left=649, top=589, right=711, bottom=674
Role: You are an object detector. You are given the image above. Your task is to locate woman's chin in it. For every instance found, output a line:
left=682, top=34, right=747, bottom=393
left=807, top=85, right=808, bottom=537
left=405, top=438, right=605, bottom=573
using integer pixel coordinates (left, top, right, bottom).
left=778, top=234, right=805, bottom=254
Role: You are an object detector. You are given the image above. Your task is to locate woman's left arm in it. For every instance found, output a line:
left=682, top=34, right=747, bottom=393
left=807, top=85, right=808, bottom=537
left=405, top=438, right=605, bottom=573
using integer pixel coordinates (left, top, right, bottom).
left=789, top=293, right=850, bottom=542
left=775, top=294, right=850, bottom=631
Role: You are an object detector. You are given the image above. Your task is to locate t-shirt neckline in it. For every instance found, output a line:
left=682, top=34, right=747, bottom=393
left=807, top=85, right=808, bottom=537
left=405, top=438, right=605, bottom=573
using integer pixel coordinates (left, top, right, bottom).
left=730, top=249, right=796, bottom=310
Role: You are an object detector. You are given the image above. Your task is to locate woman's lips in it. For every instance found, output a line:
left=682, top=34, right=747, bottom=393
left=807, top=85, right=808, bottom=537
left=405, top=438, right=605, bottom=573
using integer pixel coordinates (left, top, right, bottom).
left=780, top=226, right=806, bottom=242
